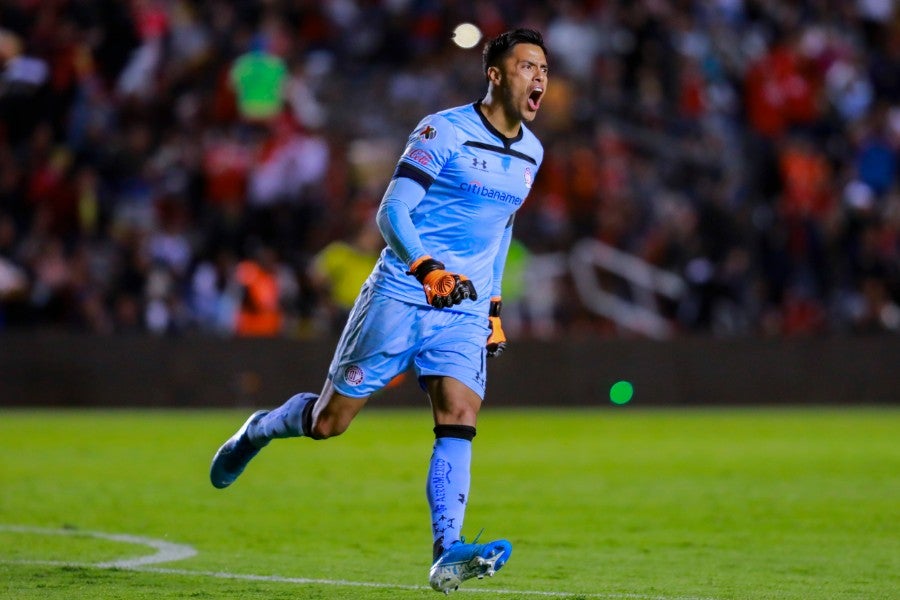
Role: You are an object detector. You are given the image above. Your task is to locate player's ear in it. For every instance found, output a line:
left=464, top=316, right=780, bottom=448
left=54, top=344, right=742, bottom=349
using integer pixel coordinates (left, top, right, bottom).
left=486, top=65, right=502, bottom=86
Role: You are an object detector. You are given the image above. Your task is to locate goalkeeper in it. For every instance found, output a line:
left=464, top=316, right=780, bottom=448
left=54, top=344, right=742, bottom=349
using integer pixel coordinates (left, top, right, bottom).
left=210, top=28, right=547, bottom=594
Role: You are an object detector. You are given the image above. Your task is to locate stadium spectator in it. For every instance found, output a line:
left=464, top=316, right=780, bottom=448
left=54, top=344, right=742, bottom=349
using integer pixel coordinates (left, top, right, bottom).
left=308, top=216, right=381, bottom=333
left=232, top=243, right=286, bottom=337
left=229, top=34, right=287, bottom=122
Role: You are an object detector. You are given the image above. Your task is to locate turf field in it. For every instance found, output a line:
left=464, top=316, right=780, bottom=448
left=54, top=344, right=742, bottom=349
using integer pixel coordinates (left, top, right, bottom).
left=1, top=407, right=897, bottom=600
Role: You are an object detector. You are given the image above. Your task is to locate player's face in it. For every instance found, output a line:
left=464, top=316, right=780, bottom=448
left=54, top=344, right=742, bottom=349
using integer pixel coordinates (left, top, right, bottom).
left=498, top=43, right=548, bottom=123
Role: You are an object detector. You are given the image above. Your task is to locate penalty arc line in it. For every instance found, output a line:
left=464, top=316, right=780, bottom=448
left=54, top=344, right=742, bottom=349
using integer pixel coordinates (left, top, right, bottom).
left=0, top=525, right=720, bottom=600
left=0, top=524, right=197, bottom=568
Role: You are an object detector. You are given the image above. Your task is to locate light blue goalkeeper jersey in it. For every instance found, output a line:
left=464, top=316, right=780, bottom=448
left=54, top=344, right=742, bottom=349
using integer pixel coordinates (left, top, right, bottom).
left=369, top=101, right=543, bottom=316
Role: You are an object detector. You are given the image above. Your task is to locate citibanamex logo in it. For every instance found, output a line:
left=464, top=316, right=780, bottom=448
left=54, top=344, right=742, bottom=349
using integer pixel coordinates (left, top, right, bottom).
left=344, top=365, right=364, bottom=386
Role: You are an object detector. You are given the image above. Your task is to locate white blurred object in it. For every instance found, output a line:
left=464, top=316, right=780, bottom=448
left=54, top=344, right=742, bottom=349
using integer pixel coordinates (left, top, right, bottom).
left=452, top=23, right=482, bottom=49
left=857, top=0, right=894, bottom=22
left=0, top=258, right=28, bottom=297
left=844, top=180, right=875, bottom=211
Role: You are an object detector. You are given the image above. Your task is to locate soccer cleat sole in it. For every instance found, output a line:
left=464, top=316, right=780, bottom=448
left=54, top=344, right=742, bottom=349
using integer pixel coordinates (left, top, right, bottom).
left=429, top=540, right=511, bottom=593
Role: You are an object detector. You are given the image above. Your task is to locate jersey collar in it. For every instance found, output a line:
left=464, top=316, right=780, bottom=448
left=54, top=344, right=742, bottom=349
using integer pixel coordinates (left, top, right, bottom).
left=472, top=101, right=524, bottom=148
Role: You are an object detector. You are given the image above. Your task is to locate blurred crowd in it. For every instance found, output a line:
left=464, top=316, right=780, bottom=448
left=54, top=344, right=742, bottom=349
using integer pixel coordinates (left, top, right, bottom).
left=1, top=0, right=899, bottom=340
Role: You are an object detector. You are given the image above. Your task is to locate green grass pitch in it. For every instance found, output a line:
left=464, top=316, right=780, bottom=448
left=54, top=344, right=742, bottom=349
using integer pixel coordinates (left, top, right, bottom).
left=1, top=407, right=898, bottom=599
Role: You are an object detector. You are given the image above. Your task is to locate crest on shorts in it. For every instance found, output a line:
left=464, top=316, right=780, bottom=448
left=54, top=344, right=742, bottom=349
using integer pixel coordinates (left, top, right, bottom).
left=344, top=365, right=364, bottom=386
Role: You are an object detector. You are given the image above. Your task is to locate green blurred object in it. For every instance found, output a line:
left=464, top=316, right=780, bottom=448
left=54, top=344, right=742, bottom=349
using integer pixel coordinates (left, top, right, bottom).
left=610, top=380, right=634, bottom=404
left=499, top=238, right=530, bottom=303
left=230, top=51, right=287, bottom=120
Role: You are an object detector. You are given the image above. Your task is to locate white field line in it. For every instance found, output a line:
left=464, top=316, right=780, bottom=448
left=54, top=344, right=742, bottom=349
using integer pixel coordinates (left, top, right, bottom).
left=0, top=524, right=196, bottom=567
left=0, top=524, right=720, bottom=600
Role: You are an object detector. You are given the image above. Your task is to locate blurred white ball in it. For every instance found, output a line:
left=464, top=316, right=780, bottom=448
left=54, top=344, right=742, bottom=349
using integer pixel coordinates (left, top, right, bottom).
left=452, top=23, right=482, bottom=49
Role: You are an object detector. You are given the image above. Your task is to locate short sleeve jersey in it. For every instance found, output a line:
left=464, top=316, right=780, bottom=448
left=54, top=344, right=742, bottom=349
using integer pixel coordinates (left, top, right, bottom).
left=368, top=102, right=543, bottom=316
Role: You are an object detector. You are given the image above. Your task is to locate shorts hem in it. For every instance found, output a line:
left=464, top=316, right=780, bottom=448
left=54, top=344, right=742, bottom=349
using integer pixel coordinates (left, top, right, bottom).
left=328, top=376, right=376, bottom=399
left=417, top=371, right=485, bottom=401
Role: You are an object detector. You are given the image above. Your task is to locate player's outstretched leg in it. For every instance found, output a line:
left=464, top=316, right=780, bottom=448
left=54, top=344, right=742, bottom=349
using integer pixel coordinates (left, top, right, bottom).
left=209, top=392, right=318, bottom=489
left=429, top=537, right=512, bottom=594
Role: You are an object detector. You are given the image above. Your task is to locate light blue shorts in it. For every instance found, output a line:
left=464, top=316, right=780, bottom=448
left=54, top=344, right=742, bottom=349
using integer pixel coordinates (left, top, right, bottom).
left=328, top=283, right=489, bottom=399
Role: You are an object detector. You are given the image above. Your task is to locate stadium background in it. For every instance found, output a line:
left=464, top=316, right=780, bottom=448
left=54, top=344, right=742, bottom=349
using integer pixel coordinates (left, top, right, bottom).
left=1, top=0, right=898, bottom=406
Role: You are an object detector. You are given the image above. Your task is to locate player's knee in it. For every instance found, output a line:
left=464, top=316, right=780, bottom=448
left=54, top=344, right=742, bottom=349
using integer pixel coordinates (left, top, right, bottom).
left=433, top=402, right=480, bottom=426
left=310, top=413, right=350, bottom=439
left=308, top=386, right=366, bottom=439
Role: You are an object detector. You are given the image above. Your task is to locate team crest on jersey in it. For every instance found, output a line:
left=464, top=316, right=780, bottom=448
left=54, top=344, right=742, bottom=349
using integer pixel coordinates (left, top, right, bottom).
left=344, top=365, right=364, bottom=386
left=524, top=167, right=533, bottom=189
left=417, top=125, right=437, bottom=141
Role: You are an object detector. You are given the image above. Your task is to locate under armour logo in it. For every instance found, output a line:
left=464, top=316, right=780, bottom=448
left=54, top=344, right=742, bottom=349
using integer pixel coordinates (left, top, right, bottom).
left=472, top=157, right=488, bottom=170
left=458, top=493, right=466, bottom=505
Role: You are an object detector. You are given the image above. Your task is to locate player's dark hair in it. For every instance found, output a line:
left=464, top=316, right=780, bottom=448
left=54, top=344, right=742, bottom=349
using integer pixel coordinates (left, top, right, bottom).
left=482, top=28, right=547, bottom=78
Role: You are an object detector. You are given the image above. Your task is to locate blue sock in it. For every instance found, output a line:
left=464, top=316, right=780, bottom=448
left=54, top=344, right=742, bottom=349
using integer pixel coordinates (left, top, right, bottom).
left=427, top=425, right=476, bottom=560
left=248, top=392, right=318, bottom=445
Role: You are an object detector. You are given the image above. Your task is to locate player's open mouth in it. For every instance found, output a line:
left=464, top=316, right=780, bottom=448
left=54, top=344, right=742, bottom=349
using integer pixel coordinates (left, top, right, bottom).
left=528, top=87, right=543, bottom=111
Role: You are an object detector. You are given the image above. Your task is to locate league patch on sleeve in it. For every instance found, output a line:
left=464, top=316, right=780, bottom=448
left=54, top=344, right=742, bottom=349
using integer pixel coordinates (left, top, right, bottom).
left=417, top=125, right=437, bottom=142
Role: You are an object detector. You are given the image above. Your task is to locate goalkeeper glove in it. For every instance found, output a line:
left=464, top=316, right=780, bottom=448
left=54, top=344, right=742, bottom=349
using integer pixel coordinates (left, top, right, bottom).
left=486, top=297, right=507, bottom=358
left=407, top=256, right=478, bottom=309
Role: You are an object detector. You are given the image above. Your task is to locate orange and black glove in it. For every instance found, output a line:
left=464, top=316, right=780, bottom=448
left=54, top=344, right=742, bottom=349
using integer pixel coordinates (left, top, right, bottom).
left=407, top=256, right=478, bottom=309
left=486, top=297, right=507, bottom=358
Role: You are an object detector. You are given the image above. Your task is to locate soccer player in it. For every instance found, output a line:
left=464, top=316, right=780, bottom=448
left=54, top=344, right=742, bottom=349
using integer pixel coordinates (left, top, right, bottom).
left=210, top=28, right=548, bottom=594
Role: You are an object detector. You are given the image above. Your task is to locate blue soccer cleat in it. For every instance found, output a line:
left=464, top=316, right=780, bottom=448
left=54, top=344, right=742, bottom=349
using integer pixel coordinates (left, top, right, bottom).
left=428, top=536, right=512, bottom=594
left=209, top=410, right=269, bottom=489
